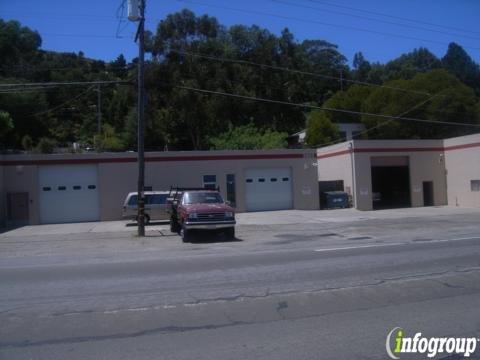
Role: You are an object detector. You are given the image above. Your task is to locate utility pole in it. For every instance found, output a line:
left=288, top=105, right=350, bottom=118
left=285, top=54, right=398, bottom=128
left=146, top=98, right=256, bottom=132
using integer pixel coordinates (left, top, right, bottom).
left=97, top=84, right=102, bottom=135
left=129, top=0, right=146, bottom=236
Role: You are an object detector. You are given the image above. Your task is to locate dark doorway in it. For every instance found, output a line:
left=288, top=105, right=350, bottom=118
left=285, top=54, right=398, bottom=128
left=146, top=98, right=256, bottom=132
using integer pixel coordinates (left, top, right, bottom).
left=423, top=181, right=434, bottom=206
left=7, top=192, right=29, bottom=226
left=371, top=166, right=411, bottom=210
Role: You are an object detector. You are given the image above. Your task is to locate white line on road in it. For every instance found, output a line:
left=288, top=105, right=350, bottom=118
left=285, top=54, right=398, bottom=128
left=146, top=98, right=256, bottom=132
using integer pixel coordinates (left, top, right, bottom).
left=314, top=236, right=480, bottom=253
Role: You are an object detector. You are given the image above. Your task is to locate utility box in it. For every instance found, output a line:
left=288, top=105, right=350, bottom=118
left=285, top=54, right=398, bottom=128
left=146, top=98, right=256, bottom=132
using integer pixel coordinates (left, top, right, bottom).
left=321, top=191, right=349, bottom=209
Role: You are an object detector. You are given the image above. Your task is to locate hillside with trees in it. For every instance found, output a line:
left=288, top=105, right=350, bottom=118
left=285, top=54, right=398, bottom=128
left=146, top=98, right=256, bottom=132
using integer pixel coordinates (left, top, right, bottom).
left=1, top=10, right=480, bottom=152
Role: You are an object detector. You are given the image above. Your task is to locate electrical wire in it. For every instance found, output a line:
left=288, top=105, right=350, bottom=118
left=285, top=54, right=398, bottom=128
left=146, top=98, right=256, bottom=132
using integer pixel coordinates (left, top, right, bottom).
left=175, top=0, right=480, bottom=51
left=305, top=0, right=480, bottom=36
left=19, top=86, right=95, bottom=118
left=314, top=92, right=446, bottom=147
left=0, top=80, right=132, bottom=89
left=169, top=49, right=438, bottom=97
left=175, top=84, right=480, bottom=128
left=271, top=0, right=480, bottom=41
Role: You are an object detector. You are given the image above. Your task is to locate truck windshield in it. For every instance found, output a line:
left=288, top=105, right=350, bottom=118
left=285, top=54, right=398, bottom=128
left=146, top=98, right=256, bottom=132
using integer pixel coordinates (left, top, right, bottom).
left=183, top=192, right=224, bottom=204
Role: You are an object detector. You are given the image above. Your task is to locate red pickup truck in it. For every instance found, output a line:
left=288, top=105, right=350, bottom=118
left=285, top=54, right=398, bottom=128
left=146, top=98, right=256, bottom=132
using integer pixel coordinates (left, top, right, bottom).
left=167, top=188, right=236, bottom=242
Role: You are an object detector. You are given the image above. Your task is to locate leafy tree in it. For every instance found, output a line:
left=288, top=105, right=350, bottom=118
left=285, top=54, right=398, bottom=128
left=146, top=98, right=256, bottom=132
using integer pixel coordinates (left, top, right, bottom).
left=209, top=123, right=287, bottom=150
left=100, top=124, right=124, bottom=151
left=322, top=85, right=372, bottom=123
left=383, top=47, right=441, bottom=81
left=361, top=69, right=479, bottom=139
left=36, top=137, right=56, bottom=154
left=352, top=52, right=371, bottom=82
left=305, top=110, right=340, bottom=147
left=21, top=134, right=33, bottom=151
left=0, top=110, right=14, bottom=147
left=442, top=42, right=480, bottom=94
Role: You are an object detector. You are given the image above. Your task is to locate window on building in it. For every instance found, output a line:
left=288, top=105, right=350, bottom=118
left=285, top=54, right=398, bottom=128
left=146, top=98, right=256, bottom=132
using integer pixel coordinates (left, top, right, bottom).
left=246, top=179, right=253, bottom=183
left=88, top=185, right=96, bottom=190
left=270, top=178, right=277, bottom=182
left=73, top=186, right=81, bottom=190
left=471, top=180, right=480, bottom=192
left=226, top=174, right=236, bottom=207
left=282, top=177, right=290, bottom=182
left=42, top=187, right=51, bottom=191
left=203, top=175, right=217, bottom=190
left=258, top=178, right=265, bottom=183
left=58, top=186, right=66, bottom=191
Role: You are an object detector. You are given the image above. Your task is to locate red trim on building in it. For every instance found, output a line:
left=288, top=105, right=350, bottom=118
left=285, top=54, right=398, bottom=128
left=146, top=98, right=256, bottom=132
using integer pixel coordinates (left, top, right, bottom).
left=444, top=141, right=480, bottom=152
left=354, top=147, right=444, bottom=153
left=0, top=153, right=304, bottom=166
left=317, top=141, right=480, bottom=160
left=316, top=149, right=351, bottom=159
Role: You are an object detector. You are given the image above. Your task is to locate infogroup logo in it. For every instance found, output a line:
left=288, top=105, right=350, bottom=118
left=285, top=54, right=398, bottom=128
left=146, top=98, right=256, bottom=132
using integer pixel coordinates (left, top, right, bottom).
left=386, top=327, right=479, bottom=359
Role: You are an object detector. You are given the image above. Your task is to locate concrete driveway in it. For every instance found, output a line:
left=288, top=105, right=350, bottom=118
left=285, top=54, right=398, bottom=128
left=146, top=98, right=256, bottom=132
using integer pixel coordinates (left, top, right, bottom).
left=2, top=205, right=479, bottom=237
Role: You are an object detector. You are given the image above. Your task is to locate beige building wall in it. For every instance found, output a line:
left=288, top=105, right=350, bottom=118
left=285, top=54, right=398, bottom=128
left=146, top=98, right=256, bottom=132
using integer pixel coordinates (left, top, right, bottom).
left=1, top=149, right=319, bottom=224
left=316, top=141, right=354, bottom=195
left=444, top=133, right=480, bottom=207
left=2, top=164, right=40, bottom=225
left=316, top=140, right=448, bottom=211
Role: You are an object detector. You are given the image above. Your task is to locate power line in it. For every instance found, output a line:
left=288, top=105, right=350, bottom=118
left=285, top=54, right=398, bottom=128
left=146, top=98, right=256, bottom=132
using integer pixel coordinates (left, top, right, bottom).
left=41, top=33, right=133, bottom=39
left=169, top=49, right=438, bottom=97
left=305, top=0, right=480, bottom=36
left=21, top=86, right=95, bottom=118
left=175, top=0, right=480, bottom=51
left=175, top=84, right=480, bottom=128
left=271, top=0, right=480, bottom=42
left=315, top=92, right=446, bottom=147
left=0, top=80, right=132, bottom=89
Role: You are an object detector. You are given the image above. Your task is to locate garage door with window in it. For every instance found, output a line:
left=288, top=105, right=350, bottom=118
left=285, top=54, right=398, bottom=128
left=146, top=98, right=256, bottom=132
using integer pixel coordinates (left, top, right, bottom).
left=39, top=165, right=100, bottom=224
left=245, top=168, right=293, bottom=211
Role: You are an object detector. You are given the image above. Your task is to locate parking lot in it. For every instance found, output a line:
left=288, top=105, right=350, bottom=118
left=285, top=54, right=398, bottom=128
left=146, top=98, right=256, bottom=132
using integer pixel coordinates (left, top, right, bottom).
left=1, top=206, right=480, bottom=268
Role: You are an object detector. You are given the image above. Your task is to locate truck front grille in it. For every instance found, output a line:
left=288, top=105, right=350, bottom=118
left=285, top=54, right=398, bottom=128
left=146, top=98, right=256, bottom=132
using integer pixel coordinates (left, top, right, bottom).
left=197, top=213, right=226, bottom=221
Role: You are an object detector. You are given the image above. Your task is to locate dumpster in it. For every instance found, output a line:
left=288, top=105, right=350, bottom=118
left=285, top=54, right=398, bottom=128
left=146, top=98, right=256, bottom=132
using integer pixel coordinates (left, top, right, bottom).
left=321, top=191, right=349, bottom=209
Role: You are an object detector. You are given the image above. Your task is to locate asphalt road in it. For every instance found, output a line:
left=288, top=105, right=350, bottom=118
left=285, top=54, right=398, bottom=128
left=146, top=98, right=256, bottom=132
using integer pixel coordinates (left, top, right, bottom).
left=1, top=210, right=480, bottom=359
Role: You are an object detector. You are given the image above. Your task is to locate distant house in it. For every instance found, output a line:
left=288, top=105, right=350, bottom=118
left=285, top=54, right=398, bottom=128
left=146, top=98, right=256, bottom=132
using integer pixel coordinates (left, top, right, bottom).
left=287, top=123, right=366, bottom=148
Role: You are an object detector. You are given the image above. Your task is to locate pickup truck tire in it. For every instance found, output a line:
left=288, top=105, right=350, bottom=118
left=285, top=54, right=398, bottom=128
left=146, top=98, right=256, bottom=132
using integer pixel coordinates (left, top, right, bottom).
left=181, top=226, right=192, bottom=243
left=226, top=227, right=235, bottom=239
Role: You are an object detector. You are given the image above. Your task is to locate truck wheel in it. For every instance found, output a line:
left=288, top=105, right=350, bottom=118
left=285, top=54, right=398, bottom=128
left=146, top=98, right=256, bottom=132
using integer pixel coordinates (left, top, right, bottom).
left=181, top=226, right=192, bottom=243
left=226, top=227, right=235, bottom=239
left=170, top=218, right=179, bottom=233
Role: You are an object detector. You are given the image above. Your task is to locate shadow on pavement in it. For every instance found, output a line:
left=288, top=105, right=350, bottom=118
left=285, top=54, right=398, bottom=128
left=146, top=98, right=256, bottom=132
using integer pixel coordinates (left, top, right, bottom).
left=188, top=231, right=243, bottom=244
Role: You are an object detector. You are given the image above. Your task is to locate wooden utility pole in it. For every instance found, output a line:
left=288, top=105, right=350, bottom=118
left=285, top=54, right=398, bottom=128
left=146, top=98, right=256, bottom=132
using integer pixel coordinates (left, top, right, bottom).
left=135, top=0, right=146, bottom=236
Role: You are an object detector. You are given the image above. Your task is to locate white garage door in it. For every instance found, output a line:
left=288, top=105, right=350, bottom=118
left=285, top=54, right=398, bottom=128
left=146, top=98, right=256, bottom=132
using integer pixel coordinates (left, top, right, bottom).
left=245, top=168, right=293, bottom=211
left=39, top=165, right=100, bottom=224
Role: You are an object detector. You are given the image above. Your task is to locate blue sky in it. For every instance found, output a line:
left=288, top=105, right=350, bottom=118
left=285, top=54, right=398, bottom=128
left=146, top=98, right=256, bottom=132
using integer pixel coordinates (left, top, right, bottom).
left=1, top=0, right=479, bottom=66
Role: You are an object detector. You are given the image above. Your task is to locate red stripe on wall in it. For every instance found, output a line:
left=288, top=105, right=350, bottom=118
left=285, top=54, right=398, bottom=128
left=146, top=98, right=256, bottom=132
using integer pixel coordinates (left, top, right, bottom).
left=0, top=153, right=304, bottom=166
left=316, top=149, right=351, bottom=159
left=317, top=141, right=480, bottom=160
left=444, top=142, right=480, bottom=151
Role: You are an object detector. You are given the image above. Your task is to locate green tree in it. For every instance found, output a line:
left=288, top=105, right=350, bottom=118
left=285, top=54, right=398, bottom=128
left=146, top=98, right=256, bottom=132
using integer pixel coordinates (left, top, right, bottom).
left=36, top=137, right=56, bottom=154
left=361, top=69, right=479, bottom=139
left=100, top=124, right=124, bottom=151
left=442, top=42, right=480, bottom=94
left=0, top=111, right=14, bottom=147
left=21, top=134, right=33, bottom=151
left=209, top=123, right=287, bottom=150
left=305, top=110, right=340, bottom=147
